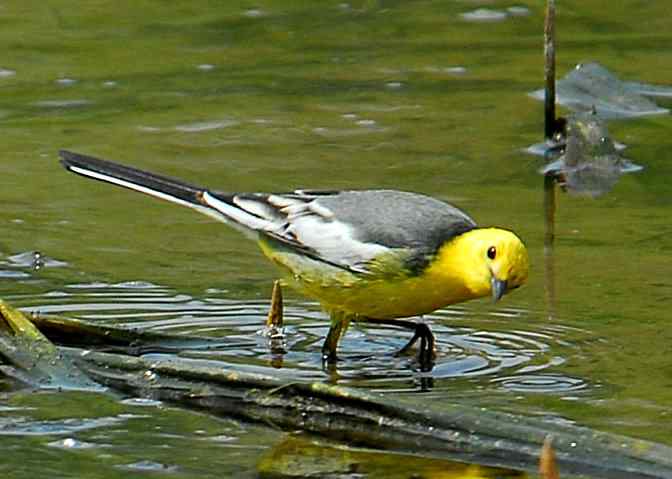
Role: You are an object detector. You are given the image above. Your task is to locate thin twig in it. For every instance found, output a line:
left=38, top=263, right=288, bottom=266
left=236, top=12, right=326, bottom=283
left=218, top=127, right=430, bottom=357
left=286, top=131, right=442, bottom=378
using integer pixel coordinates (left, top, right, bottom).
left=540, top=435, right=560, bottom=479
left=266, top=280, right=284, bottom=328
left=544, top=0, right=557, bottom=140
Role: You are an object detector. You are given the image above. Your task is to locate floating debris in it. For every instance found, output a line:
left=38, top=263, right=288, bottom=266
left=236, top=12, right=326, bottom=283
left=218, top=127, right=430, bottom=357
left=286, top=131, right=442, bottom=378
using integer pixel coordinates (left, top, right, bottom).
left=0, top=68, right=16, bottom=78
left=460, top=8, right=508, bottom=22
left=356, top=119, right=377, bottom=127
left=207, top=434, right=238, bottom=443
left=111, top=280, right=161, bottom=289
left=137, top=125, right=162, bottom=133
left=47, top=437, right=100, bottom=449
left=174, top=119, right=239, bottom=132
left=425, top=66, right=468, bottom=75
left=507, top=6, right=531, bottom=16
left=311, top=124, right=387, bottom=137
left=120, top=398, right=163, bottom=407
left=540, top=110, right=643, bottom=197
left=530, top=62, right=671, bottom=119
left=31, top=99, right=93, bottom=108
left=444, top=66, right=467, bottom=75
left=56, top=78, right=77, bottom=86
left=242, top=9, right=265, bottom=18
left=117, top=460, right=178, bottom=473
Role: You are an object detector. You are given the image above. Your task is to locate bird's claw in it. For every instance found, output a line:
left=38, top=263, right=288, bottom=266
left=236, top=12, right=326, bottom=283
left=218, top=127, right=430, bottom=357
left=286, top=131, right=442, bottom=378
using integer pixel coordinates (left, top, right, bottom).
left=396, top=323, right=435, bottom=372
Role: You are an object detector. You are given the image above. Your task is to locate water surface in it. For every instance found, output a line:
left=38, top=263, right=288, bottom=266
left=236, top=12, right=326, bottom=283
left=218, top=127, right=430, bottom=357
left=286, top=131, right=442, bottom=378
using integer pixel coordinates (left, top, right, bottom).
left=1, top=1, right=671, bottom=477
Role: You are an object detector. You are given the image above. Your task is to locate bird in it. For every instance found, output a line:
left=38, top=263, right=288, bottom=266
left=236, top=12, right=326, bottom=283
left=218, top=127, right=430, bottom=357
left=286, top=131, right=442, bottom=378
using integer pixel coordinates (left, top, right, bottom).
left=59, top=150, right=528, bottom=368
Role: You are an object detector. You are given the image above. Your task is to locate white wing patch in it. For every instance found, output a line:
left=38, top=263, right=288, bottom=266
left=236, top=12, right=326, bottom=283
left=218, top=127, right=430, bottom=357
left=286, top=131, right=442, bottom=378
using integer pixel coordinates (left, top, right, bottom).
left=266, top=194, right=297, bottom=208
left=203, top=191, right=389, bottom=271
left=232, top=196, right=281, bottom=222
left=283, top=214, right=389, bottom=271
left=201, top=191, right=273, bottom=237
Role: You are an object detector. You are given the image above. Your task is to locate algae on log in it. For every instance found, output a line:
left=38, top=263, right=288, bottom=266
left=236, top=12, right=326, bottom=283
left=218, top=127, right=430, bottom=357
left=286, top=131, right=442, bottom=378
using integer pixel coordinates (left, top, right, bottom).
left=0, top=301, right=102, bottom=390
left=71, top=349, right=672, bottom=479
left=28, top=311, right=243, bottom=353
left=2, top=302, right=672, bottom=478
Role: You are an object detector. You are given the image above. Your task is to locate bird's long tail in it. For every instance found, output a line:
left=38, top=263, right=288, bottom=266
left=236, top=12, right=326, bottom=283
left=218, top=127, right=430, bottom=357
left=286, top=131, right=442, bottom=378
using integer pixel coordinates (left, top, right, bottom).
left=58, top=150, right=266, bottom=235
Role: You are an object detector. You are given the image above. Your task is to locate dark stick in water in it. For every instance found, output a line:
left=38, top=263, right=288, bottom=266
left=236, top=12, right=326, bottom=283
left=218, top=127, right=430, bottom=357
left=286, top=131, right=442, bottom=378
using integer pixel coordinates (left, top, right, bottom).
left=544, top=0, right=557, bottom=140
left=542, top=0, right=558, bottom=319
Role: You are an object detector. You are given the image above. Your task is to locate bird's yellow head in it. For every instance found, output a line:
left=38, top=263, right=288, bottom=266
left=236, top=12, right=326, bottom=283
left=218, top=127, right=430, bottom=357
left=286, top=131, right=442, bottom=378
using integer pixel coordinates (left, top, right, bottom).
left=431, top=227, right=528, bottom=303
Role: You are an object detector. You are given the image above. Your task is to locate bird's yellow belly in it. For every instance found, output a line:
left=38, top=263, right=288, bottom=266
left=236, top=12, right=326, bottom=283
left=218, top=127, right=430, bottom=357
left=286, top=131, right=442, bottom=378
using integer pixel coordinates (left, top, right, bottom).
left=258, top=239, right=477, bottom=318
left=303, top=274, right=474, bottom=318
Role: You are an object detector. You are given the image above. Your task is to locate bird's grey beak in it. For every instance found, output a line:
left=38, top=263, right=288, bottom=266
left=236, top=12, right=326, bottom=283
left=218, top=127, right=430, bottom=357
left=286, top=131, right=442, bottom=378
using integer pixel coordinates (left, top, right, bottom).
left=491, top=277, right=508, bottom=302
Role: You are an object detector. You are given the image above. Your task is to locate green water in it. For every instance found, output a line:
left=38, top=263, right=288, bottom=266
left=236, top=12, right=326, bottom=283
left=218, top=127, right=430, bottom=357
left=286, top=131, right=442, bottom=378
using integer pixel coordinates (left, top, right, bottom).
left=1, top=0, right=671, bottom=477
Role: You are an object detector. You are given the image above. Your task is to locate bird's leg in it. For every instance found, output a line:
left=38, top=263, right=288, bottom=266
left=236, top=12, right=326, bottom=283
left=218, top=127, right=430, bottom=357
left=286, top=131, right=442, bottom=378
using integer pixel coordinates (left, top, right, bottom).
left=360, top=317, right=435, bottom=370
left=321, top=311, right=352, bottom=363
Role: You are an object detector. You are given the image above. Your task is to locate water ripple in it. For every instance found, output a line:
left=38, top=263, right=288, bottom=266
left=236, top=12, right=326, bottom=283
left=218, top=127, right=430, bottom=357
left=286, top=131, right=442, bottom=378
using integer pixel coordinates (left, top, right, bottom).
left=0, top=415, right=129, bottom=436
left=491, top=374, right=587, bottom=394
left=7, top=281, right=591, bottom=394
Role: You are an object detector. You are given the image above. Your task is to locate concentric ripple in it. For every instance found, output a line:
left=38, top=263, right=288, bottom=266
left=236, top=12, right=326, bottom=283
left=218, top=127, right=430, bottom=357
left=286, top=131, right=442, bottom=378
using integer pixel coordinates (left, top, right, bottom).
left=2, top=279, right=591, bottom=394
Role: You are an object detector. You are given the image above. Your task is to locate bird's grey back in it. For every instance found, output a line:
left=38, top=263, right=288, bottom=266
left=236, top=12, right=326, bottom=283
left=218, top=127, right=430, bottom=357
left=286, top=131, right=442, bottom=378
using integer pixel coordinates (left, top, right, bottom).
left=316, top=190, right=476, bottom=252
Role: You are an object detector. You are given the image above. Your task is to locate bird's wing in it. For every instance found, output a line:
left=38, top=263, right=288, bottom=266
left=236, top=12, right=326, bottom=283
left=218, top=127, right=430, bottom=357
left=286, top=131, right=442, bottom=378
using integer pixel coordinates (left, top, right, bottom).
left=198, top=189, right=477, bottom=275
left=59, top=151, right=395, bottom=273
left=201, top=190, right=395, bottom=273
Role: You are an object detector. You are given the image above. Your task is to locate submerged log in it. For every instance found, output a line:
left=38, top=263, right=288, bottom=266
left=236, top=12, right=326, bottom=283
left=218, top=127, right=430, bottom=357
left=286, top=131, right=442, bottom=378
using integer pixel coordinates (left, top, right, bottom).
left=68, top=349, right=672, bottom=478
left=28, top=310, right=240, bottom=352
left=1, top=301, right=672, bottom=478
left=0, top=301, right=101, bottom=390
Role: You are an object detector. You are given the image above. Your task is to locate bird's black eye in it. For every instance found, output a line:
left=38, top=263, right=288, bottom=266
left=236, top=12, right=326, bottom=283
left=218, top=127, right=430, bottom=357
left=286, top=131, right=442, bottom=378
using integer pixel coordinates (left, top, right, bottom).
left=487, top=246, right=497, bottom=260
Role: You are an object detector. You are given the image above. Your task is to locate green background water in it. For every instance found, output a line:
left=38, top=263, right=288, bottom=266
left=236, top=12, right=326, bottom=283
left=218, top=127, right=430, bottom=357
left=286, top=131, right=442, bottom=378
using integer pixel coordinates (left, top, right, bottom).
left=1, top=0, right=671, bottom=477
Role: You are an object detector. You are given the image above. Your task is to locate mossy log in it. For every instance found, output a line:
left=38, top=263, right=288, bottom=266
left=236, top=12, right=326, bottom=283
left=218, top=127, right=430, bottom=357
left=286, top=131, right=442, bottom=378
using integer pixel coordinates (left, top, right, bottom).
left=1, top=301, right=672, bottom=478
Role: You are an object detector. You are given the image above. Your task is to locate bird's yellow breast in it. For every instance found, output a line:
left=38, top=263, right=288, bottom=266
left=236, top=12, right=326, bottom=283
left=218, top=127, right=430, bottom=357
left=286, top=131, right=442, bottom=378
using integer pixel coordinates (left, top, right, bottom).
left=256, top=230, right=514, bottom=319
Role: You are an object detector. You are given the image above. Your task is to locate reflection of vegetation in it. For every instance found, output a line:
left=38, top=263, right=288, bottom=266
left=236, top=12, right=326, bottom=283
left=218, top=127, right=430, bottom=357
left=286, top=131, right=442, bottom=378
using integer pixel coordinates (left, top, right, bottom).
left=542, top=111, right=643, bottom=197
left=536, top=6, right=658, bottom=197
left=2, top=300, right=672, bottom=478
left=258, top=435, right=525, bottom=479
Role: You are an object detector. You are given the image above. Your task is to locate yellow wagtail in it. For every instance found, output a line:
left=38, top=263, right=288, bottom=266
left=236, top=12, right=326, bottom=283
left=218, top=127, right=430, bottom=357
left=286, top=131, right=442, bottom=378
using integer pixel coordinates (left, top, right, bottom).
left=59, top=150, right=528, bottom=367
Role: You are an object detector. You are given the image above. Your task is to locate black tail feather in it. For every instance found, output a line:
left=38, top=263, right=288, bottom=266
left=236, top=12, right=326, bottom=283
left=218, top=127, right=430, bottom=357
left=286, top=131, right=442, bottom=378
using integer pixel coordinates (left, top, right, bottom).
left=59, top=150, right=205, bottom=205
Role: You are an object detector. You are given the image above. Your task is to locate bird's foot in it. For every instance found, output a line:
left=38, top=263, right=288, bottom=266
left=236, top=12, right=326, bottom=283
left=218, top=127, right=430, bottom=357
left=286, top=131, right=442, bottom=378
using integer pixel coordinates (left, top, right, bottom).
left=396, top=323, right=435, bottom=372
